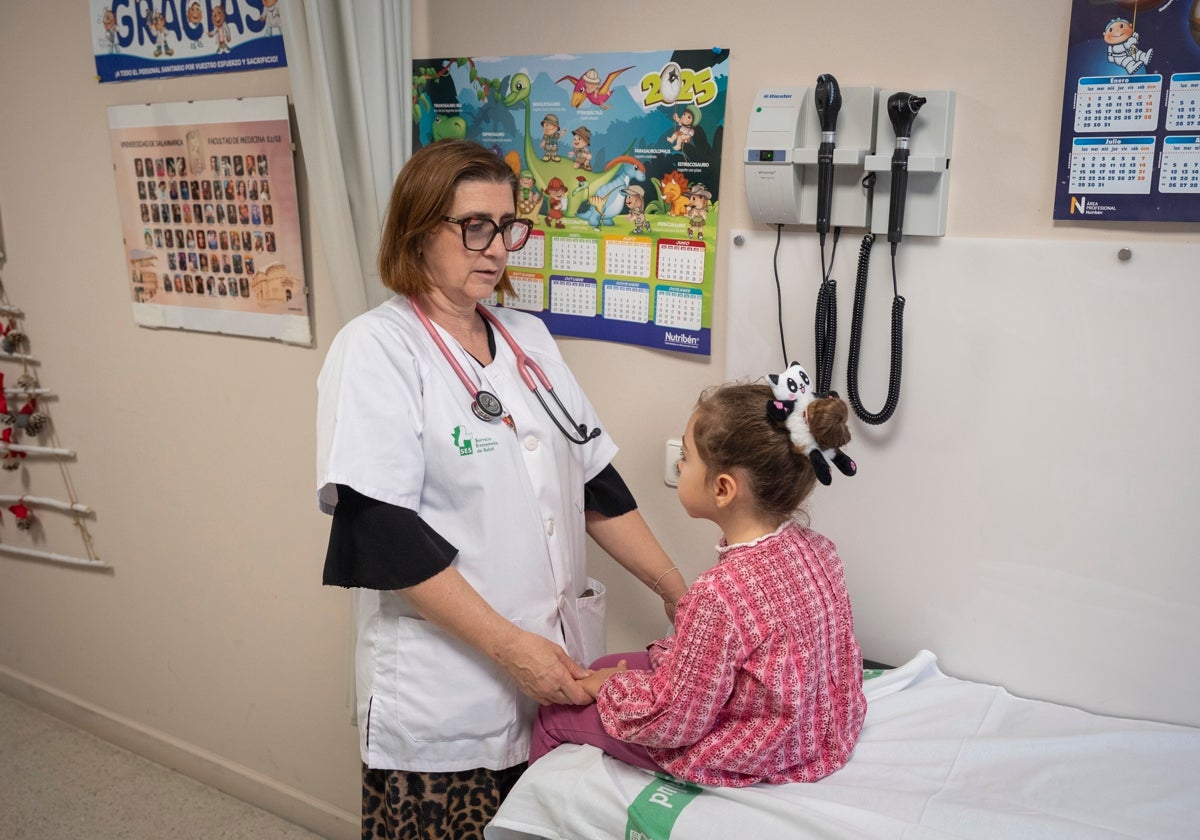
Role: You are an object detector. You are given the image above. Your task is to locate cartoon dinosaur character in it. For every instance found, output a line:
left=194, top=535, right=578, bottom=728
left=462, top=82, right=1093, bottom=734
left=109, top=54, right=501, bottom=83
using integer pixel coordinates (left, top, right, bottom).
left=504, top=73, right=552, bottom=184
left=431, top=114, right=467, bottom=142
left=575, top=157, right=647, bottom=228
left=652, top=171, right=692, bottom=216
left=555, top=66, right=634, bottom=109
left=766, top=362, right=856, bottom=486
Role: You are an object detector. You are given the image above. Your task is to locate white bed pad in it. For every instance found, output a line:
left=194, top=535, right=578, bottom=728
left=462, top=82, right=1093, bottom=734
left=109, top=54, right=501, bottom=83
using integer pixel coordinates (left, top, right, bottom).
left=487, top=651, right=1200, bottom=839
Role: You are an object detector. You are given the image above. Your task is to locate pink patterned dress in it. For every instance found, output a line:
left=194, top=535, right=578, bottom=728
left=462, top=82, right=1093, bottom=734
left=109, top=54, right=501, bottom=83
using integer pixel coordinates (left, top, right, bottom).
left=597, top=520, right=866, bottom=786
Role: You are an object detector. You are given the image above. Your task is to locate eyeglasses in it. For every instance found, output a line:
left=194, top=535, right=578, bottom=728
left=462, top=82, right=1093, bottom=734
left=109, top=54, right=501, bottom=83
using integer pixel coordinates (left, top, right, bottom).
left=442, top=216, right=533, bottom=252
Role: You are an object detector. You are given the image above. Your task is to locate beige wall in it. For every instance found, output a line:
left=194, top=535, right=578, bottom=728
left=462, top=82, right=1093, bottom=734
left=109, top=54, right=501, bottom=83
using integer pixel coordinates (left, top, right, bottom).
left=0, top=1, right=1196, bottom=837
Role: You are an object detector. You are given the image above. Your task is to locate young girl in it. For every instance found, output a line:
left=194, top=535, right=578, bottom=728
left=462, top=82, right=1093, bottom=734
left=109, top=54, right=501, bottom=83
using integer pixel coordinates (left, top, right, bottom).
left=529, top=375, right=867, bottom=786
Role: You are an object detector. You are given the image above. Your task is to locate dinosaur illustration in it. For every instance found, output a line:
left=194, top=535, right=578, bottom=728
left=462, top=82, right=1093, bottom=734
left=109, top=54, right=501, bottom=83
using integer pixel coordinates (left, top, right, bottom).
left=574, top=157, right=646, bottom=228
left=555, top=66, right=634, bottom=110
left=431, top=114, right=467, bottom=142
left=502, top=72, right=639, bottom=218
left=647, top=170, right=692, bottom=216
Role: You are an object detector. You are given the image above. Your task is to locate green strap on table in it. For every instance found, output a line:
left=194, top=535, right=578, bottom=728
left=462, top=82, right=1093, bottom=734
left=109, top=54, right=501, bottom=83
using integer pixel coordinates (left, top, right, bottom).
left=625, top=773, right=703, bottom=840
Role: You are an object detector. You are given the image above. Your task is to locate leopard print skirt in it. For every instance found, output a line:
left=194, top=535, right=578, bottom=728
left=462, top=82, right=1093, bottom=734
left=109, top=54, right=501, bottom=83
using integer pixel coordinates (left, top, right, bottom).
left=361, top=763, right=526, bottom=840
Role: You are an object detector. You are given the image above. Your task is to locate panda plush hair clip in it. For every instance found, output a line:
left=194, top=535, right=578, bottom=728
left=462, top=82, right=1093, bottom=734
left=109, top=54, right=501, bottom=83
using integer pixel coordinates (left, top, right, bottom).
left=767, top=362, right=857, bottom=486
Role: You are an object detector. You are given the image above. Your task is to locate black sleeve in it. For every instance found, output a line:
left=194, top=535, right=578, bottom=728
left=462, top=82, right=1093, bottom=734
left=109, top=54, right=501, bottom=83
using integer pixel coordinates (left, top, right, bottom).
left=583, top=463, right=637, bottom=517
left=322, top=484, right=458, bottom=590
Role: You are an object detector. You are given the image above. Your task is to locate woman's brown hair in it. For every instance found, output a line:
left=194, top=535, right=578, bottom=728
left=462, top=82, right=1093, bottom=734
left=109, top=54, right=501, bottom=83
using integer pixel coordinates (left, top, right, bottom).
left=377, top=140, right=519, bottom=297
left=691, top=383, right=851, bottom=522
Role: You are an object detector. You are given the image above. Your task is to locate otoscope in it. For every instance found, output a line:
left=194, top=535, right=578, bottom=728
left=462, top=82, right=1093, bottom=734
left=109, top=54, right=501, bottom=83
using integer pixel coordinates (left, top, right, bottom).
left=845, top=91, right=926, bottom=427
left=813, top=74, right=841, bottom=247
left=811, top=74, right=842, bottom=395
left=885, top=92, right=927, bottom=255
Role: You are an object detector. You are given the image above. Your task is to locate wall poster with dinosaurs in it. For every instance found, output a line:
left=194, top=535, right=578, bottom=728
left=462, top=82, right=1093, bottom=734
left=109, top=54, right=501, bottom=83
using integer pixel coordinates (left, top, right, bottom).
left=413, top=48, right=730, bottom=356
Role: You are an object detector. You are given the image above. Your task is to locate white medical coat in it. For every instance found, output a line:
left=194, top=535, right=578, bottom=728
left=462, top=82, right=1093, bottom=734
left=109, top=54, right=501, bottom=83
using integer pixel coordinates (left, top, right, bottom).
left=316, top=296, right=616, bottom=771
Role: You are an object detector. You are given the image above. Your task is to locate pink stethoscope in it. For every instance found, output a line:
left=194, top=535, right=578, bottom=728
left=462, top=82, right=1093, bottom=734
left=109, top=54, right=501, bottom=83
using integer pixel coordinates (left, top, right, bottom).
left=412, top=299, right=601, bottom=445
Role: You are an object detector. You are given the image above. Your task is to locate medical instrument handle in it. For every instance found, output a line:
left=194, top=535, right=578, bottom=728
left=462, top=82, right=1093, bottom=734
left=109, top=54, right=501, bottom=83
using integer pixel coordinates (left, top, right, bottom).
left=814, top=73, right=841, bottom=241
left=888, top=144, right=909, bottom=251
left=817, top=139, right=836, bottom=238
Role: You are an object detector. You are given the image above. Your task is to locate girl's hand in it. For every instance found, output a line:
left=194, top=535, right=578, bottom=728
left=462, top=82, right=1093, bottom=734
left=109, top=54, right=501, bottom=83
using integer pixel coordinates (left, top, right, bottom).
left=578, top=659, right=627, bottom=699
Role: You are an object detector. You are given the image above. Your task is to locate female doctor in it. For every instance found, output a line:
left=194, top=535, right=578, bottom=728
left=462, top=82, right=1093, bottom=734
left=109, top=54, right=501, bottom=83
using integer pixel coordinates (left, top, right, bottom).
left=316, top=140, right=687, bottom=840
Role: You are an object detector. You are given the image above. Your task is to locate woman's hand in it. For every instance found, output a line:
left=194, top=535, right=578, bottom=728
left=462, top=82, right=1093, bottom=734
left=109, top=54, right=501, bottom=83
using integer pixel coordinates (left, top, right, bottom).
left=400, top=568, right=593, bottom=706
left=495, top=628, right=594, bottom=706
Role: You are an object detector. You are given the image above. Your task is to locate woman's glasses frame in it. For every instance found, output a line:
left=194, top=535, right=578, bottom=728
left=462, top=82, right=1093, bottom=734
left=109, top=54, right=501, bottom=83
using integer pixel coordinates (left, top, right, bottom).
left=442, top=215, right=533, bottom=252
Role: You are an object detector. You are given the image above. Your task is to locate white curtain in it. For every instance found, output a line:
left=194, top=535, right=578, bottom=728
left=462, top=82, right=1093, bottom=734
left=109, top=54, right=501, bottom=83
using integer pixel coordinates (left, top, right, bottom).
left=281, top=0, right=413, bottom=324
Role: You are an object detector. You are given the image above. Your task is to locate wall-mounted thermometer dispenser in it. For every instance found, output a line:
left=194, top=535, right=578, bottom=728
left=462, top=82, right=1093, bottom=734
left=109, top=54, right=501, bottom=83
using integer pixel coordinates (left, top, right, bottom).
left=744, top=88, right=806, bottom=224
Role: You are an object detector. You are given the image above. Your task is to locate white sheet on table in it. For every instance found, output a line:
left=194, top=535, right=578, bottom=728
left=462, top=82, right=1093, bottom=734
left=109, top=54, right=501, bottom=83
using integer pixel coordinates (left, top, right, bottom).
left=487, top=650, right=1200, bottom=839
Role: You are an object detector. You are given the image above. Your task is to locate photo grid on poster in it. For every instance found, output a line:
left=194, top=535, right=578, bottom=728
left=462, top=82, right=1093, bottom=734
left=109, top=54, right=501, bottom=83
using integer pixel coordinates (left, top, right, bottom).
left=108, top=96, right=310, bottom=344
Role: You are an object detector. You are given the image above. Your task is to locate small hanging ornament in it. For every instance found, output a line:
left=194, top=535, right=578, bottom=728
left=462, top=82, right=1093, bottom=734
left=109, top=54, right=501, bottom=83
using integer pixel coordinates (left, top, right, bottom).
left=17, top=400, right=47, bottom=436
left=0, top=371, right=7, bottom=417
left=2, top=319, right=26, bottom=354
left=16, top=373, right=37, bottom=390
left=1, top=427, right=25, bottom=471
left=8, top=502, right=33, bottom=531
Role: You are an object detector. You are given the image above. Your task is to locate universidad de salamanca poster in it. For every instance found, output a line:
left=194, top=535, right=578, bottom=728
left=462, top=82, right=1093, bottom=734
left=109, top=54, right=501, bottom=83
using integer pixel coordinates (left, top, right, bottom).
left=413, top=49, right=730, bottom=356
left=107, top=96, right=311, bottom=345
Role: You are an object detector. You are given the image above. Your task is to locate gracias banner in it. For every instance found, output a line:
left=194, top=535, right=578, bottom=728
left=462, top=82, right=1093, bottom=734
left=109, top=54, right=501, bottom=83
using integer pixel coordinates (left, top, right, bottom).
left=107, top=96, right=310, bottom=345
left=91, top=0, right=286, bottom=83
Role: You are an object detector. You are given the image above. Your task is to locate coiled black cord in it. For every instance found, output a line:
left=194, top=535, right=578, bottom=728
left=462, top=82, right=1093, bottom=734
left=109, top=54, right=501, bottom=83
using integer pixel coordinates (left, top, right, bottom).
left=813, top=228, right=840, bottom=394
left=846, top=233, right=905, bottom=425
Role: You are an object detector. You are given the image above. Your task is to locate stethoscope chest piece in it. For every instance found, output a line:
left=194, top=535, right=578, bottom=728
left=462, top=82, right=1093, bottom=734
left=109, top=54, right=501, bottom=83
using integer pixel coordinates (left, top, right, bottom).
left=472, top=390, right=504, bottom=421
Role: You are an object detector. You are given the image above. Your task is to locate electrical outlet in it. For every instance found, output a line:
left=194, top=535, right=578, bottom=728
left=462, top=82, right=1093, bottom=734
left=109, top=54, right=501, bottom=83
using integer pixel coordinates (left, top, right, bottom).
left=664, top=439, right=682, bottom=487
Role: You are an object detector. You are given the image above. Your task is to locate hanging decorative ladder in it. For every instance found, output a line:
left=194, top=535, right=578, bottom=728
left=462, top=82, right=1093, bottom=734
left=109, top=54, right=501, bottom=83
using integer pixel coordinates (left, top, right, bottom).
left=0, top=271, right=103, bottom=569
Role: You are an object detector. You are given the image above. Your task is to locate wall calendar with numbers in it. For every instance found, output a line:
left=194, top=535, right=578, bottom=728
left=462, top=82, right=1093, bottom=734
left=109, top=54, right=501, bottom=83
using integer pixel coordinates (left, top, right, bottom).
left=1054, top=0, right=1200, bottom=221
left=413, top=48, right=729, bottom=355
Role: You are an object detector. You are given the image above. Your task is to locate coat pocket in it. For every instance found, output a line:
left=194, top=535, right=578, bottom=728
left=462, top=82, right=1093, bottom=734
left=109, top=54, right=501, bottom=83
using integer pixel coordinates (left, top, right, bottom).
left=393, top=616, right=516, bottom=743
left=561, top=577, right=607, bottom=665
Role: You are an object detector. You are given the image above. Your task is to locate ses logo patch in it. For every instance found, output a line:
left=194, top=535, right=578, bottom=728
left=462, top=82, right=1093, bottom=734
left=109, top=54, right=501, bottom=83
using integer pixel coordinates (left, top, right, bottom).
left=451, top=425, right=498, bottom=456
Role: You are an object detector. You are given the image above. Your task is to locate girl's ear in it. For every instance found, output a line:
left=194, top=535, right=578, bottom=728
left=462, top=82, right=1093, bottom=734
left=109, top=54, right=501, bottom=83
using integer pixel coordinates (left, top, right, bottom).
left=712, top=472, right=739, bottom=509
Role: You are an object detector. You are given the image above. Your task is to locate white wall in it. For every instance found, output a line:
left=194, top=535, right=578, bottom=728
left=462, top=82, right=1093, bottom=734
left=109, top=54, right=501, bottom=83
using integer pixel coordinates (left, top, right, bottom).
left=0, top=1, right=1195, bottom=838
